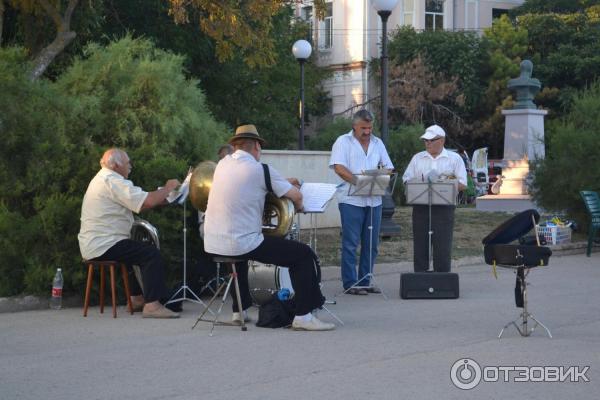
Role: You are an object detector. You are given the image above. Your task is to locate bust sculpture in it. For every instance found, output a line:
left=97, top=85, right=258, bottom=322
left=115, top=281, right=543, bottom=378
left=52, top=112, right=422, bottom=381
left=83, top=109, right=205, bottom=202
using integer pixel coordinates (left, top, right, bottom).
left=507, top=60, right=541, bottom=109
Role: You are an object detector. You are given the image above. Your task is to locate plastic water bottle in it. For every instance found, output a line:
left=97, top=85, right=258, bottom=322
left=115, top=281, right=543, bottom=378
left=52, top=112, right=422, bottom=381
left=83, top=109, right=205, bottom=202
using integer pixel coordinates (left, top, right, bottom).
left=277, top=288, right=290, bottom=301
left=50, top=268, right=63, bottom=310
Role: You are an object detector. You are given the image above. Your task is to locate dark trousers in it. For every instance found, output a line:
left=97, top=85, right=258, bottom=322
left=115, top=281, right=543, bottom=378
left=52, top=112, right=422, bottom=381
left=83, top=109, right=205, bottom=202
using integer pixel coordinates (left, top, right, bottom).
left=231, top=236, right=325, bottom=316
left=92, top=239, right=168, bottom=303
left=412, top=205, right=455, bottom=272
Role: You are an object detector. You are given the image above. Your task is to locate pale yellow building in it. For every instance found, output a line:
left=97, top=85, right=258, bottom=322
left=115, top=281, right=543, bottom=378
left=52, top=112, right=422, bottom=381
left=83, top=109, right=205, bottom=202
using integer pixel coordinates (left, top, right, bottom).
left=295, top=0, right=525, bottom=118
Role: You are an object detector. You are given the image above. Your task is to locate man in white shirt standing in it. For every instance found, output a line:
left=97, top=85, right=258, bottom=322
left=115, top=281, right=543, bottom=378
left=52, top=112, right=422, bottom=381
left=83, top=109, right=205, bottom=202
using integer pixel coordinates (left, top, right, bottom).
left=402, top=125, right=467, bottom=272
left=329, top=110, right=394, bottom=295
left=78, top=148, right=180, bottom=318
left=204, top=125, right=334, bottom=331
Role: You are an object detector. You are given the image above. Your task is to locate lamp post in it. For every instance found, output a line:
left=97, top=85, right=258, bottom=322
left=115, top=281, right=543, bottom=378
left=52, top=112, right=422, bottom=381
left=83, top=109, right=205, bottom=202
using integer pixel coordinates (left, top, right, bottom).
left=292, top=39, right=312, bottom=150
left=372, top=0, right=401, bottom=237
left=372, top=0, right=398, bottom=144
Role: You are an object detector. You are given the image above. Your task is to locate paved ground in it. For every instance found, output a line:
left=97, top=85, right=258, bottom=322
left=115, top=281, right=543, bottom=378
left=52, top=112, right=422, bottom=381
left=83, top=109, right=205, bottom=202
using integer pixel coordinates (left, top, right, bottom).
left=1, top=253, right=599, bottom=400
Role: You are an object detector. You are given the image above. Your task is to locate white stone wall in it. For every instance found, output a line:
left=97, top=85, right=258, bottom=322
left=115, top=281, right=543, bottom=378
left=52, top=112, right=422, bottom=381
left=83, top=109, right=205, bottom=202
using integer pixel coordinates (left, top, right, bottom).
left=261, top=150, right=342, bottom=228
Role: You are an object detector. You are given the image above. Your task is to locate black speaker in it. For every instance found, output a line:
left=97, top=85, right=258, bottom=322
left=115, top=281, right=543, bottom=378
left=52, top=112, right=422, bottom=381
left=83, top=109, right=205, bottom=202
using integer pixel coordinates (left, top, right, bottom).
left=400, top=272, right=459, bottom=299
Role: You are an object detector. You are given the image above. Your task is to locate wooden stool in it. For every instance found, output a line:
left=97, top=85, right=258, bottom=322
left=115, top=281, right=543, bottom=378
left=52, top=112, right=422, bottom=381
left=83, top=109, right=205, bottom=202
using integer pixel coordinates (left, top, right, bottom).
left=83, top=260, right=133, bottom=318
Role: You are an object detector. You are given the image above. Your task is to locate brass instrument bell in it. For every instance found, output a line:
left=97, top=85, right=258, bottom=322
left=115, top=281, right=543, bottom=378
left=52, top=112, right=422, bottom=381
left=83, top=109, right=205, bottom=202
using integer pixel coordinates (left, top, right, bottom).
left=189, top=161, right=217, bottom=212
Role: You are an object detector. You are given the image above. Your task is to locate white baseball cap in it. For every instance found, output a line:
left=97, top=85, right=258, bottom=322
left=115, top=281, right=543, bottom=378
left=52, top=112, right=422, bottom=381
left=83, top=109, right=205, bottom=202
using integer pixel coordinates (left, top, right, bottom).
left=420, top=125, right=446, bottom=140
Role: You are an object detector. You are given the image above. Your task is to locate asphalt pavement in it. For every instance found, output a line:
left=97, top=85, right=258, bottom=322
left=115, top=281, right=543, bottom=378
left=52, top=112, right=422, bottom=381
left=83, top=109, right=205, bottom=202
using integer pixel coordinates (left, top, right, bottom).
left=1, top=253, right=599, bottom=400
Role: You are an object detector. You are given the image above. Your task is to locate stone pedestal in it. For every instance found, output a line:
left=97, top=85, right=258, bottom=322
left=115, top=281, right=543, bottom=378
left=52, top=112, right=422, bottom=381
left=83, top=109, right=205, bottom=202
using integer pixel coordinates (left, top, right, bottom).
left=500, top=108, right=547, bottom=196
left=476, top=108, right=547, bottom=212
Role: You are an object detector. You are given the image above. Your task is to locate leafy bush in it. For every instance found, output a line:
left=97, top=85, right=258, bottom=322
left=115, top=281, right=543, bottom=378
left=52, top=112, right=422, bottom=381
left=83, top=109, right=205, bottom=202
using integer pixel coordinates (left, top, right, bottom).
left=306, top=117, right=352, bottom=151
left=531, top=81, right=600, bottom=227
left=386, top=125, right=425, bottom=204
left=0, top=38, right=227, bottom=297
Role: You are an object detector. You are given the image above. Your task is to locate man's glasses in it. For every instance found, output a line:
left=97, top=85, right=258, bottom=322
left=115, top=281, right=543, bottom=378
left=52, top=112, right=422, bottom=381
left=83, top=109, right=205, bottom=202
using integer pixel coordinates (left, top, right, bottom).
left=423, top=137, right=442, bottom=143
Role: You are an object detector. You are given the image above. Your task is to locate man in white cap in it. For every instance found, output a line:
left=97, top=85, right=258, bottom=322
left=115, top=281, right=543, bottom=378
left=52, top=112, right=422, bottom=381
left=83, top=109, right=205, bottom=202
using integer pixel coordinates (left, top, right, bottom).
left=402, top=125, right=467, bottom=272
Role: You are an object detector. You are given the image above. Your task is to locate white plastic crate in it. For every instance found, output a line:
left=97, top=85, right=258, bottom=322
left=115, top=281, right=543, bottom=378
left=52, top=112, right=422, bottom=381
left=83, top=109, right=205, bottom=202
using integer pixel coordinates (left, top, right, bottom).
left=537, top=225, right=571, bottom=245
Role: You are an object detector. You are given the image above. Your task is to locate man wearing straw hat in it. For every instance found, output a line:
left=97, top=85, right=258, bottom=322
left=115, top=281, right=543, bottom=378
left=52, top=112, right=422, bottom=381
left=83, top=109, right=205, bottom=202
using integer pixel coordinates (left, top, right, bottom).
left=203, top=124, right=335, bottom=331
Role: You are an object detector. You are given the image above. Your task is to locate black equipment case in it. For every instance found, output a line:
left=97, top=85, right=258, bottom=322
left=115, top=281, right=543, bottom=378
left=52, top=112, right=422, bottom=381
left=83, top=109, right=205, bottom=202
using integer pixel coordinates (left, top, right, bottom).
left=400, top=272, right=459, bottom=299
left=482, top=209, right=552, bottom=267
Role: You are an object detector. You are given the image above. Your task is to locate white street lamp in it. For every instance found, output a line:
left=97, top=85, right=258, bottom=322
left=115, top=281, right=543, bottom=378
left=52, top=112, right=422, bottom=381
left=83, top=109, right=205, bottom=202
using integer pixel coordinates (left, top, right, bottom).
left=292, top=39, right=312, bottom=150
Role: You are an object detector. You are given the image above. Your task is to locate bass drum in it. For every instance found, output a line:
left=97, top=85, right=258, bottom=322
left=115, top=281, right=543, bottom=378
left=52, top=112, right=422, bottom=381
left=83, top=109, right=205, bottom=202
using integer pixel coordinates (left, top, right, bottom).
left=248, top=261, right=295, bottom=306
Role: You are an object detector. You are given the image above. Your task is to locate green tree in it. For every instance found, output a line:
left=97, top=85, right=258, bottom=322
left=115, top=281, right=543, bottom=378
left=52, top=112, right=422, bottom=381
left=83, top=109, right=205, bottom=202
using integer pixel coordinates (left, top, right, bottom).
left=530, top=82, right=600, bottom=226
left=385, top=26, right=490, bottom=152
left=101, top=2, right=330, bottom=149
left=0, top=37, right=227, bottom=296
left=511, top=0, right=600, bottom=15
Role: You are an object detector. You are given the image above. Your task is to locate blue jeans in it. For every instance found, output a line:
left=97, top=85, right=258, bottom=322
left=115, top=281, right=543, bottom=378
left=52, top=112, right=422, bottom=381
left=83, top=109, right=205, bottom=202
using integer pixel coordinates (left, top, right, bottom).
left=339, top=203, right=382, bottom=289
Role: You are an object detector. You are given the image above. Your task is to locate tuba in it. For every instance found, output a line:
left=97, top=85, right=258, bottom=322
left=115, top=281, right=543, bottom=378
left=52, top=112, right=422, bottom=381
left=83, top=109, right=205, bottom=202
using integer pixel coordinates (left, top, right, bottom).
left=189, top=161, right=295, bottom=237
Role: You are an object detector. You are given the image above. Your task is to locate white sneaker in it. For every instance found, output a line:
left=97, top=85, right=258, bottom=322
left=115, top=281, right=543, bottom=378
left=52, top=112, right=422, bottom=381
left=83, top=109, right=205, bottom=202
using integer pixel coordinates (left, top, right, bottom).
left=232, top=310, right=251, bottom=324
left=292, top=316, right=335, bottom=331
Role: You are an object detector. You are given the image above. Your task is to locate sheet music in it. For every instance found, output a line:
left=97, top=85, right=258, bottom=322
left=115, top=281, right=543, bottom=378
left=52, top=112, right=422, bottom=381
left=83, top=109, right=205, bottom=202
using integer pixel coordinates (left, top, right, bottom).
left=300, top=182, right=338, bottom=212
left=166, top=169, right=192, bottom=205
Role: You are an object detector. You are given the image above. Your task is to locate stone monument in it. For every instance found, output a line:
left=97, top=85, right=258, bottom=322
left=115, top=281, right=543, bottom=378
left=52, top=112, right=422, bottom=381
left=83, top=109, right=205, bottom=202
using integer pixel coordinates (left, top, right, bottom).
left=476, top=60, right=547, bottom=212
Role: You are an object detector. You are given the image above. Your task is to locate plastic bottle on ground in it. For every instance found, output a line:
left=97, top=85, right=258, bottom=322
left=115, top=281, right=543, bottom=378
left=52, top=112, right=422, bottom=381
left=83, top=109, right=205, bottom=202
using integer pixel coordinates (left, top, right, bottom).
left=50, top=268, right=63, bottom=310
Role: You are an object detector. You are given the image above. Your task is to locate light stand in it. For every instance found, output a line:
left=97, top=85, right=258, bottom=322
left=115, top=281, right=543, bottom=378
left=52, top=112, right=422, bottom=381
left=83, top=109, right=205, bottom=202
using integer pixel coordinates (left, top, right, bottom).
left=292, top=39, right=312, bottom=150
left=166, top=199, right=213, bottom=314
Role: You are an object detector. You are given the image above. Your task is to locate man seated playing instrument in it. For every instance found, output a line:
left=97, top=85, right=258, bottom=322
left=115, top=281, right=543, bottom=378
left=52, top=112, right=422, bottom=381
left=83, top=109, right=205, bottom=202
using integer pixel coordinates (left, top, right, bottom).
left=78, top=148, right=180, bottom=318
left=203, top=125, right=335, bottom=331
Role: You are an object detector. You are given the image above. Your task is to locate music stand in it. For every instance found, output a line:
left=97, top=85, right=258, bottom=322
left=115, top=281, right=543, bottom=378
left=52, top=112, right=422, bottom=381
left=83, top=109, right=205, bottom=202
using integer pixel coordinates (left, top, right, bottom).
left=342, top=170, right=395, bottom=299
left=299, top=207, right=344, bottom=326
left=165, top=172, right=213, bottom=314
left=405, top=178, right=457, bottom=271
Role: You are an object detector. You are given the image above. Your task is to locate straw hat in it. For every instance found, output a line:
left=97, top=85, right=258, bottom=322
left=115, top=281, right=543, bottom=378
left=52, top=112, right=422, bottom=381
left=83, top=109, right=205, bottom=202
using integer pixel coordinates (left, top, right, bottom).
left=228, top=124, right=266, bottom=145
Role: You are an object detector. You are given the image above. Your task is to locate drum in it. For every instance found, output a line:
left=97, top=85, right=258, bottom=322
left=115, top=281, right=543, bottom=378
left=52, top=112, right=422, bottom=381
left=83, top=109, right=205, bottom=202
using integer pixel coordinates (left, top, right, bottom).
left=248, top=261, right=295, bottom=306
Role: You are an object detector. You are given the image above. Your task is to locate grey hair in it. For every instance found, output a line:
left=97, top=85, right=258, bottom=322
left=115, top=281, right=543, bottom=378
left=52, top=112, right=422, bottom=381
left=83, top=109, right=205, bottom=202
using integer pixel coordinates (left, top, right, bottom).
left=100, top=148, right=127, bottom=169
left=217, top=144, right=234, bottom=157
left=352, top=109, right=374, bottom=125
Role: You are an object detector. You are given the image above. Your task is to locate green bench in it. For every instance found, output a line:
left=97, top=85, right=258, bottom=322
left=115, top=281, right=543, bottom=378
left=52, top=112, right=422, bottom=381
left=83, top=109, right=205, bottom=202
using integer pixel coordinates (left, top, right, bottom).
left=580, top=190, right=600, bottom=257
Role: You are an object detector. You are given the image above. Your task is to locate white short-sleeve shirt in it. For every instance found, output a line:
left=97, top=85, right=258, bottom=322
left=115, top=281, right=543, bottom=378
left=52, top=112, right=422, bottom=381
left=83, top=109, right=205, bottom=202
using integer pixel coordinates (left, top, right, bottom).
left=329, top=131, right=394, bottom=207
left=203, top=150, right=292, bottom=256
left=402, top=148, right=468, bottom=186
left=78, top=168, right=148, bottom=260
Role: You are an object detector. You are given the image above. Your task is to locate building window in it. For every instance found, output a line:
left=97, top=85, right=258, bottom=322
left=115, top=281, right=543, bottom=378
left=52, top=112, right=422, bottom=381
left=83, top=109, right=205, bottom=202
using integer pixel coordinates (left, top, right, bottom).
left=301, top=5, right=313, bottom=43
left=403, top=0, right=414, bottom=26
left=425, top=0, right=444, bottom=31
left=492, top=8, right=509, bottom=20
left=318, top=1, right=333, bottom=50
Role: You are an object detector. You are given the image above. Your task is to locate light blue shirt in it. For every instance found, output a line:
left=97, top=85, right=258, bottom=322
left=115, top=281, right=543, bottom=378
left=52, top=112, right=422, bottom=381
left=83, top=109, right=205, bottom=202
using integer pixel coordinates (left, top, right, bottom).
left=329, top=131, right=394, bottom=207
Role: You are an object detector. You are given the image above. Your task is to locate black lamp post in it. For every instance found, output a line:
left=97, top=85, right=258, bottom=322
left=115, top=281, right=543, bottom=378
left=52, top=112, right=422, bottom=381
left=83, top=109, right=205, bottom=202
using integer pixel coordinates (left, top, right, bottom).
left=372, top=0, right=401, bottom=237
left=292, top=39, right=312, bottom=150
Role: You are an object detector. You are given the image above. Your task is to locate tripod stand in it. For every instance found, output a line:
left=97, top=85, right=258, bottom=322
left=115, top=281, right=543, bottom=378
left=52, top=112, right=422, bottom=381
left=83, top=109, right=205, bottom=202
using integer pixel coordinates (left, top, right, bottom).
left=166, top=199, right=213, bottom=314
left=341, top=171, right=394, bottom=299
